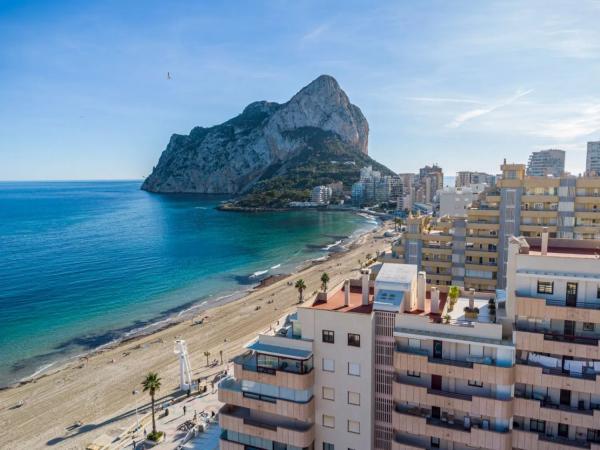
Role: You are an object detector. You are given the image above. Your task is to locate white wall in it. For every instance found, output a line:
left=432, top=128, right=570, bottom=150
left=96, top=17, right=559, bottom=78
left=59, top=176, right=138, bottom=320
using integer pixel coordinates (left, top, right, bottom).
left=298, top=307, right=374, bottom=450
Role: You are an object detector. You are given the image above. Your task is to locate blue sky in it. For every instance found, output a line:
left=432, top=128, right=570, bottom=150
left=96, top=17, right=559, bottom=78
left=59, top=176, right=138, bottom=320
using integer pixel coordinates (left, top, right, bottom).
left=1, top=0, right=599, bottom=180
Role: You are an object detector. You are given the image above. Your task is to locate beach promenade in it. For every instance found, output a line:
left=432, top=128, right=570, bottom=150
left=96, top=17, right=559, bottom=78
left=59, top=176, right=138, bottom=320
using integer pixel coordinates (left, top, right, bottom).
left=0, top=224, right=393, bottom=449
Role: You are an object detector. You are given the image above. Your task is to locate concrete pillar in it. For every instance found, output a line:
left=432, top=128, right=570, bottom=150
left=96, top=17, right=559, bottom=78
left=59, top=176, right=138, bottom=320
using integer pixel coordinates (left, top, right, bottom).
left=417, top=271, right=426, bottom=310
left=361, top=269, right=371, bottom=305
left=469, top=288, right=475, bottom=309
left=344, top=280, right=350, bottom=306
left=431, top=287, right=440, bottom=314
left=541, top=227, right=549, bottom=255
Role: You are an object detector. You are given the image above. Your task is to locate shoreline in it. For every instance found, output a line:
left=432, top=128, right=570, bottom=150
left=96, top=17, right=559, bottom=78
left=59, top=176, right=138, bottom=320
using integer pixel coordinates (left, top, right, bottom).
left=0, top=220, right=391, bottom=449
left=6, top=219, right=382, bottom=391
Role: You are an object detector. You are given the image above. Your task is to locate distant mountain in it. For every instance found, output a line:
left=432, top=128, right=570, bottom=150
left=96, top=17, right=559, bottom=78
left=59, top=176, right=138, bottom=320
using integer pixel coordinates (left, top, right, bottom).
left=142, top=75, right=395, bottom=206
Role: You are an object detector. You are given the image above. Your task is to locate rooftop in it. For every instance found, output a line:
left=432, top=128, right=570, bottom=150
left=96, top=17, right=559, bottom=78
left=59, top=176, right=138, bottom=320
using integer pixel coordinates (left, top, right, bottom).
left=308, top=284, right=373, bottom=314
left=523, top=236, right=600, bottom=259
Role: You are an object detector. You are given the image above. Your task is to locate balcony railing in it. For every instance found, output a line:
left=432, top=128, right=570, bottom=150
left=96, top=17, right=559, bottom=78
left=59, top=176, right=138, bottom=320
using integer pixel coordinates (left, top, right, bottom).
left=539, top=432, right=592, bottom=448
left=545, top=297, right=600, bottom=310
left=516, top=393, right=595, bottom=416
left=517, top=359, right=597, bottom=381
left=396, top=344, right=491, bottom=368
left=427, top=387, right=472, bottom=401
left=515, top=325, right=600, bottom=346
left=235, top=353, right=314, bottom=375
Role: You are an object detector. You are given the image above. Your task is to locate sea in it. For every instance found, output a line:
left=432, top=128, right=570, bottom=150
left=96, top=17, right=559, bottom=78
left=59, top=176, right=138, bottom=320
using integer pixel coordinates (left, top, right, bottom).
left=0, top=181, right=377, bottom=387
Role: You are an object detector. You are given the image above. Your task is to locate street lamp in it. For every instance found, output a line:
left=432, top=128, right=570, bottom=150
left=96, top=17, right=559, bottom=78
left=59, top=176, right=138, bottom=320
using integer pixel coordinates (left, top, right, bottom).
left=132, top=389, right=140, bottom=430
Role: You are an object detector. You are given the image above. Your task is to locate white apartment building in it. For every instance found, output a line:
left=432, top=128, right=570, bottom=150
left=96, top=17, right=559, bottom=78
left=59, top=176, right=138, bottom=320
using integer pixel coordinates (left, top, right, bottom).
left=437, top=186, right=477, bottom=217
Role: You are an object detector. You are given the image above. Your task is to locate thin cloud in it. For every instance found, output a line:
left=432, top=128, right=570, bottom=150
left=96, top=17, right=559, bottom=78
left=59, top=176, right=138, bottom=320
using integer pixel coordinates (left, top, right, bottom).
left=533, top=104, right=600, bottom=140
left=301, top=24, right=329, bottom=43
left=407, top=96, right=483, bottom=105
left=447, top=89, right=533, bottom=128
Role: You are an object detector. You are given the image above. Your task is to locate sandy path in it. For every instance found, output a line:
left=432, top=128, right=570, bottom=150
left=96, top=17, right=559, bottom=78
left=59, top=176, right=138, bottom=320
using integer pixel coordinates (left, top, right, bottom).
left=0, top=225, right=392, bottom=449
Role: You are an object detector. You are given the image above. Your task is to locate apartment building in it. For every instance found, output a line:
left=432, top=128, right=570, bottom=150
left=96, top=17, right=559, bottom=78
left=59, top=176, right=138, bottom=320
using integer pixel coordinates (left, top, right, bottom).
left=508, top=234, right=600, bottom=449
left=388, top=160, right=600, bottom=290
left=586, top=141, right=600, bottom=175
left=220, top=233, right=600, bottom=449
left=456, top=171, right=496, bottom=188
left=219, top=270, right=375, bottom=450
left=526, top=149, right=565, bottom=177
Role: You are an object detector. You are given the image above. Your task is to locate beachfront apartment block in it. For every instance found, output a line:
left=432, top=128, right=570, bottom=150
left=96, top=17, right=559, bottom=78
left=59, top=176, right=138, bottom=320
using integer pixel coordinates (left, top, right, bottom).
left=218, top=269, right=376, bottom=450
left=219, top=231, right=600, bottom=449
left=388, top=159, right=600, bottom=291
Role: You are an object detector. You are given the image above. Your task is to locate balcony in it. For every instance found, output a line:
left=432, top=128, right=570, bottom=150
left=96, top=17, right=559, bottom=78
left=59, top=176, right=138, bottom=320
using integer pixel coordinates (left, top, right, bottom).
left=392, top=432, right=429, bottom=450
left=218, top=377, right=314, bottom=421
left=517, top=294, right=600, bottom=323
left=219, top=405, right=314, bottom=449
left=515, top=329, right=600, bottom=359
left=513, top=428, right=600, bottom=450
left=514, top=395, right=600, bottom=429
left=233, top=353, right=314, bottom=390
left=392, top=405, right=511, bottom=450
left=394, top=345, right=514, bottom=385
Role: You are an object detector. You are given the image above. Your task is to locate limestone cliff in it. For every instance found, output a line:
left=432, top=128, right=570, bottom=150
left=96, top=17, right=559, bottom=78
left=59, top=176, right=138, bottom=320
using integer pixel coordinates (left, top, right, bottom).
left=141, top=75, right=371, bottom=194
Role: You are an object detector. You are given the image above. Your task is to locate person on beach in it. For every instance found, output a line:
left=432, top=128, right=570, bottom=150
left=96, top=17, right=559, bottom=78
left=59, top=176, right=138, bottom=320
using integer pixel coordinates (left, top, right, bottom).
left=183, top=405, right=187, bottom=416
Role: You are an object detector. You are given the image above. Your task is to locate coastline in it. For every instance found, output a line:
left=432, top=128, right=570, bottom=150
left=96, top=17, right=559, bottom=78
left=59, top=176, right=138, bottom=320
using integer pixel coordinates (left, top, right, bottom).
left=0, top=219, right=392, bottom=449
left=7, top=218, right=382, bottom=390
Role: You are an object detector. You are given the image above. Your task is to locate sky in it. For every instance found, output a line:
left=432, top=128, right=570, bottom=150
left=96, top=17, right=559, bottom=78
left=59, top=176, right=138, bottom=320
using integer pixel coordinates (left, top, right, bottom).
left=1, top=0, right=600, bottom=180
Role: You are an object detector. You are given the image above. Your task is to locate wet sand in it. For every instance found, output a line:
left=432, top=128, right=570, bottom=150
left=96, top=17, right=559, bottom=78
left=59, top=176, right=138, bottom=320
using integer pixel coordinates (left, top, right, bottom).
left=0, top=224, right=393, bottom=449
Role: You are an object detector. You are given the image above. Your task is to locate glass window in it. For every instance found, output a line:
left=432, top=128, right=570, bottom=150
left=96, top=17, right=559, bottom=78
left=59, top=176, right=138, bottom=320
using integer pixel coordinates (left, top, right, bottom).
left=323, top=358, right=335, bottom=372
left=348, top=391, right=360, bottom=405
left=468, top=379, right=483, bottom=387
left=323, top=443, right=334, bottom=450
left=323, top=414, right=335, bottom=429
left=348, top=362, right=360, bottom=376
left=348, top=333, right=360, bottom=347
left=537, top=280, right=554, bottom=294
left=407, top=370, right=420, bottom=377
left=584, top=322, right=595, bottom=332
left=322, top=386, right=335, bottom=400
left=322, top=330, right=335, bottom=343
left=530, top=419, right=545, bottom=433
left=348, top=420, right=360, bottom=434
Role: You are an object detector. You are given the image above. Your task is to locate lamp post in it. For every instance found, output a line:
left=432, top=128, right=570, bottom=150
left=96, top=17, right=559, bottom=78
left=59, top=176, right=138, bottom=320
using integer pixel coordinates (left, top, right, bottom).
left=132, top=389, right=140, bottom=430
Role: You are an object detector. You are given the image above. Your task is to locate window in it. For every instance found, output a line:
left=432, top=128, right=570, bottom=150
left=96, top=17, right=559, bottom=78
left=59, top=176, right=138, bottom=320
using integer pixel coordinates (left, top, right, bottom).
left=530, top=419, right=545, bottom=433
left=322, top=330, right=335, bottom=343
left=323, top=414, right=335, bottom=429
left=597, top=286, right=600, bottom=299
left=323, top=444, right=334, bottom=450
left=347, top=420, right=360, bottom=434
left=348, top=362, right=360, bottom=376
left=468, top=379, right=483, bottom=387
left=348, top=391, right=360, bottom=405
left=322, top=386, right=335, bottom=400
left=537, top=280, right=554, bottom=294
left=584, top=322, right=595, bottom=332
left=431, top=437, right=440, bottom=448
left=323, top=358, right=335, bottom=372
left=348, top=333, right=360, bottom=347
left=407, top=370, right=420, bottom=377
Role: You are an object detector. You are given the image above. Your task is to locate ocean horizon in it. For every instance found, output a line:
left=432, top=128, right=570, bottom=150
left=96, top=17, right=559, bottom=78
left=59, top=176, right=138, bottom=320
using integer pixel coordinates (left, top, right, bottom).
left=0, top=181, right=376, bottom=387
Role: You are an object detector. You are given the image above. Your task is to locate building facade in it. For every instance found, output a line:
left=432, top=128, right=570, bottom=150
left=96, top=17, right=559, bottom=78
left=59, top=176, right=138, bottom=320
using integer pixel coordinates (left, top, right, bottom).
left=220, top=234, right=600, bottom=449
left=526, top=149, right=565, bottom=177
left=587, top=141, right=600, bottom=176
left=456, top=171, right=496, bottom=188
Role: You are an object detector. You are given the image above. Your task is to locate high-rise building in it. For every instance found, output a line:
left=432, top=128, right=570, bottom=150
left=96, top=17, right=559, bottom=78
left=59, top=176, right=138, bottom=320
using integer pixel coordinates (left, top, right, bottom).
left=437, top=186, right=477, bottom=217
left=310, top=185, right=332, bottom=204
left=389, top=159, right=600, bottom=291
left=526, top=149, right=565, bottom=177
left=586, top=141, right=600, bottom=175
left=219, top=233, right=600, bottom=450
left=456, top=171, right=496, bottom=187
left=416, top=165, right=444, bottom=204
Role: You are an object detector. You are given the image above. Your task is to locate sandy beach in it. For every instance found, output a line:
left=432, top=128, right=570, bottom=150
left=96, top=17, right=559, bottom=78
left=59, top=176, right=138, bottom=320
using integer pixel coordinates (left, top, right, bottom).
left=0, top=223, right=393, bottom=449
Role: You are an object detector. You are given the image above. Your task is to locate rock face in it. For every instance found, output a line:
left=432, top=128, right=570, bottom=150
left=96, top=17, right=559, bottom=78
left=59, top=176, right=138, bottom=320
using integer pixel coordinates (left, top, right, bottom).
left=142, top=75, right=369, bottom=194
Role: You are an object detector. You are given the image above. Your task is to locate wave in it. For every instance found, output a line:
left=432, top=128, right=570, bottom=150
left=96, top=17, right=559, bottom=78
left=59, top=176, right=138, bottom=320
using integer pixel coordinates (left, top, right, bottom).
left=249, top=269, right=269, bottom=278
left=321, top=240, right=342, bottom=251
left=270, top=264, right=281, bottom=269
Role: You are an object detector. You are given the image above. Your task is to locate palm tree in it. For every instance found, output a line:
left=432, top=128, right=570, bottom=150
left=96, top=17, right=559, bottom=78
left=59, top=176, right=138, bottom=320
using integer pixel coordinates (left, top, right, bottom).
left=448, top=285, right=461, bottom=305
left=294, top=279, right=307, bottom=303
left=320, top=272, right=330, bottom=293
left=203, top=351, right=211, bottom=366
left=142, top=372, right=162, bottom=439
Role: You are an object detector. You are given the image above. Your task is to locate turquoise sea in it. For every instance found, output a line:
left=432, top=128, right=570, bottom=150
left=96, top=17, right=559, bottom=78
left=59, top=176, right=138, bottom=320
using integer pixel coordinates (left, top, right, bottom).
left=0, top=181, right=376, bottom=387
